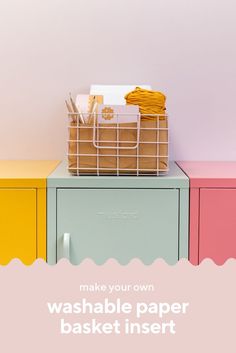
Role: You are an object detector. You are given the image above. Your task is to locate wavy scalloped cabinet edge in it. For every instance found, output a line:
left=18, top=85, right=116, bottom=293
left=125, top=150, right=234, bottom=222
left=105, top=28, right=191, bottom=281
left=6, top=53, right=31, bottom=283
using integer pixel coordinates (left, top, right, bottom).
left=0, top=257, right=236, bottom=267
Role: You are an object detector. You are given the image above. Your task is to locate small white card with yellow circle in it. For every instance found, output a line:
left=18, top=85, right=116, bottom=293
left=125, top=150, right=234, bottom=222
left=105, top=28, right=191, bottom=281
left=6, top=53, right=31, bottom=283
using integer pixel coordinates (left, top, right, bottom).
left=97, top=105, right=139, bottom=124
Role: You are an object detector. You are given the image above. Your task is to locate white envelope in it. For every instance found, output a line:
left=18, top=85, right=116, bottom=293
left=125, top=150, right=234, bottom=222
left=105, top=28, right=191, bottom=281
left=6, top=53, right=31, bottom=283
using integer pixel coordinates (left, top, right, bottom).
left=90, top=84, right=152, bottom=105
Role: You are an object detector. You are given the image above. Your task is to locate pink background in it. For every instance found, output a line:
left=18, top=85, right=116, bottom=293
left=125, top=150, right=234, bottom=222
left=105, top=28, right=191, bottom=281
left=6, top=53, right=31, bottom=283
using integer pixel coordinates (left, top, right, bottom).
left=0, top=0, right=235, bottom=160
left=0, top=259, right=235, bottom=352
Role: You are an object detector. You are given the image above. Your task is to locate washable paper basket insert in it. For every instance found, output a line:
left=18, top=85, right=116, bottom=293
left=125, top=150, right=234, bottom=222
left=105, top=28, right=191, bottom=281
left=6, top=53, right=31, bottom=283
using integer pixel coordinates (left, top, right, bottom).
left=68, top=112, right=169, bottom=176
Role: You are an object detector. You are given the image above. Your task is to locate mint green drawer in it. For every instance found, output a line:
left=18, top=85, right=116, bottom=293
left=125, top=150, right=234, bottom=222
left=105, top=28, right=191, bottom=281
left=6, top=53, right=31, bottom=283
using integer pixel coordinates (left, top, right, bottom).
left=47, top=161, right=189, bottom=264
left=56, top=188, right=179, bottom=265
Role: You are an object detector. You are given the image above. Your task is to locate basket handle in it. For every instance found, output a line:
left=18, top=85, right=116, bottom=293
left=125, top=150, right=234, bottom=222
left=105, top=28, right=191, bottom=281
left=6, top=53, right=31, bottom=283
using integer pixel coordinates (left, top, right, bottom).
left=92, top=114, right=141, bottom=150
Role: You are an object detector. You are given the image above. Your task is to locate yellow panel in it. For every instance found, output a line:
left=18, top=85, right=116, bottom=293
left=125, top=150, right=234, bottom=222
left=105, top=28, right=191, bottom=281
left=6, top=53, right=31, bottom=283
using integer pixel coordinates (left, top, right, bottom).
left=0, top=189, right=36, bottom=265
left=0, top=160, right=60, bottom=188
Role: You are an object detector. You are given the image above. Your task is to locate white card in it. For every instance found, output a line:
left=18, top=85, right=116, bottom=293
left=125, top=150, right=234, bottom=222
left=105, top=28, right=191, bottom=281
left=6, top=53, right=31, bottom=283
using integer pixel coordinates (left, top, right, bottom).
left=75, top=94, right=90, bottom=112
left=90, top=84, right=152, bottom=105
left=97, top=105, right=139, bottom=124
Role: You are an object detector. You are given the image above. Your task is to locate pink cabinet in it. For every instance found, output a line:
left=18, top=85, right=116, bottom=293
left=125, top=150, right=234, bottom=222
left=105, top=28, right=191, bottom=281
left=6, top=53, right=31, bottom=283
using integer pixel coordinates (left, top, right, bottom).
left=178, top=162, right=236, bottom=265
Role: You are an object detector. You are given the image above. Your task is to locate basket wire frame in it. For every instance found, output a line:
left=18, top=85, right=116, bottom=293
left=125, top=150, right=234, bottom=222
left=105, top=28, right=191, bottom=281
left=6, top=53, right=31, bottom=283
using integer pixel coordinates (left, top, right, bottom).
left=67, top=112, right=169, bottom=176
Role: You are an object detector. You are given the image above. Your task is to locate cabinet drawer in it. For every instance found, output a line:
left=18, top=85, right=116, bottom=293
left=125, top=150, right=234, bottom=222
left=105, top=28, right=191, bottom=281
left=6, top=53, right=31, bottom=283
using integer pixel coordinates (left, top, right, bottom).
left=199, top=188, right=236, bottom=264
left=56, top=188, right=179, bottom=264
left=0, top=189, right=37, bottom=265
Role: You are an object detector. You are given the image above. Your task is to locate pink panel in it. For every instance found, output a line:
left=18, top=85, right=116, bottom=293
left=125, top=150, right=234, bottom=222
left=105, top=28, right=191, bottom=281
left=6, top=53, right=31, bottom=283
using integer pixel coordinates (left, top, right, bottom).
left=177, top=161, right=236, bottom=188
left=199, top=188, right=236, bottom=264
left=189, top=188, right=200, bottom=265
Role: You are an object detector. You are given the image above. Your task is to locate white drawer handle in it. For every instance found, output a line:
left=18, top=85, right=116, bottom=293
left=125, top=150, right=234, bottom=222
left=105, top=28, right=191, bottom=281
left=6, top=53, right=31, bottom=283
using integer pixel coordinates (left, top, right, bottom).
left=63, top=233, right=70, bottom=260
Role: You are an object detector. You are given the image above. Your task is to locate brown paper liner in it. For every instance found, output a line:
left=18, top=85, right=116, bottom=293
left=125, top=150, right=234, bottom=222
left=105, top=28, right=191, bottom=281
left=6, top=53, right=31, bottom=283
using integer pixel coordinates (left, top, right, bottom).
left=68, top=116, right=168, bottom=175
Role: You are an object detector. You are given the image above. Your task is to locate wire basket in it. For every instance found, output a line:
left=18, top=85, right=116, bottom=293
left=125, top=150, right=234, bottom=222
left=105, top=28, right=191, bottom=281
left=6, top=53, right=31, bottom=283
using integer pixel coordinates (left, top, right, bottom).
left=67, top=112, right=169, bottom=176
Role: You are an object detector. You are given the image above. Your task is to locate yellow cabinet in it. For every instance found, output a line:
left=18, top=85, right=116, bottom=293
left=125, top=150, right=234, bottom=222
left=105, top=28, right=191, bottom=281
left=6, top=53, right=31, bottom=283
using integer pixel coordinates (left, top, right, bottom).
left=0, top=161, right=59, bottom=265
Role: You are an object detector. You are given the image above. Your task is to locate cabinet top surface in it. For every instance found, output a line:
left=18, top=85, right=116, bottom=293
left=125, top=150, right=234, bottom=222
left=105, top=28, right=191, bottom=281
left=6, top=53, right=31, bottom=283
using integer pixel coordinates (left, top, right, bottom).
left=0, top=161, right=60, bottom=187
left=47, top=161, right=189, bottom=188
left=178, top=161, right=236, bottom=187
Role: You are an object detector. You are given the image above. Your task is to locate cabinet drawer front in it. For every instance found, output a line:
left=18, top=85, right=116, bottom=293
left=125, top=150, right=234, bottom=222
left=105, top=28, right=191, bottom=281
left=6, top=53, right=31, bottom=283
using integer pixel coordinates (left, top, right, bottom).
left=0, top=189, right=37, bottom=265
left=57, top=188, right=179, bottom=264
left=199, top=188, right=236, bottom=264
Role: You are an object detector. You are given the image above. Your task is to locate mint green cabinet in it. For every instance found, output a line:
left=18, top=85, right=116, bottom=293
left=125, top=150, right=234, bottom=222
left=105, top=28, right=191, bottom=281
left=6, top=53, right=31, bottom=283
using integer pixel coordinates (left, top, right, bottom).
left=47, top=162, right=189, bottom=264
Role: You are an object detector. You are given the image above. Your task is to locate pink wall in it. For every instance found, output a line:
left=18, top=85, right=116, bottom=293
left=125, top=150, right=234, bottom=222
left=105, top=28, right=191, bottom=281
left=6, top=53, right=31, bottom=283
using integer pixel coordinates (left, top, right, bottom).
left=0, top=0, right=235, bottom=160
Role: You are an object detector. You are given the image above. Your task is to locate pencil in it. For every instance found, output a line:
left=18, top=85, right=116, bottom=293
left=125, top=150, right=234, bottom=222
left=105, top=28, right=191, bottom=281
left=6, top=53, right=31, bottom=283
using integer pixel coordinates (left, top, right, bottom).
left=69, top=93, right=85, bottom=124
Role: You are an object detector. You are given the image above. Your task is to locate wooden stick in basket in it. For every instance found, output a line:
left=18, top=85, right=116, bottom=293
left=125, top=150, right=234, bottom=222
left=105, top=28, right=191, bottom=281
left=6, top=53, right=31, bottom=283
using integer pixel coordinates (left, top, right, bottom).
left=69, top=93, right=85, bottom=124
left=88, top=96, right=97, bottom=125
left=65, top=99, right=77, bottom=124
